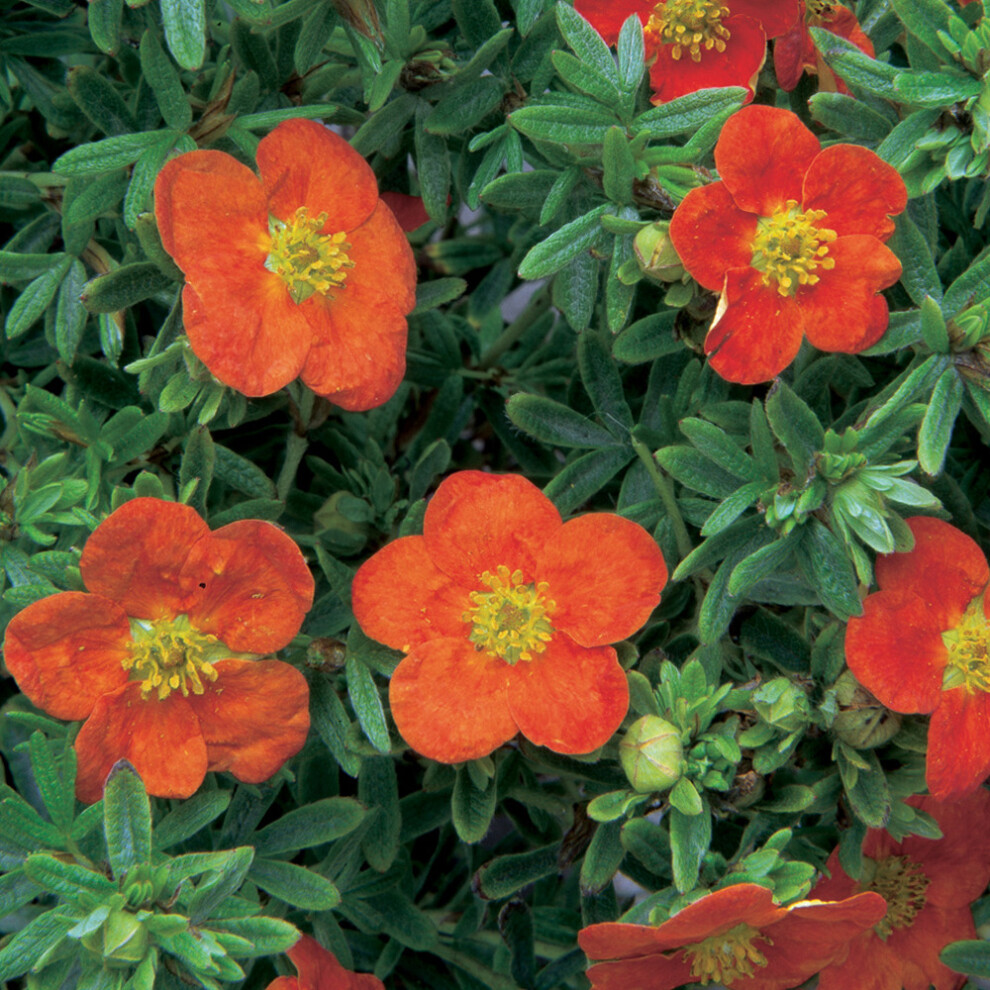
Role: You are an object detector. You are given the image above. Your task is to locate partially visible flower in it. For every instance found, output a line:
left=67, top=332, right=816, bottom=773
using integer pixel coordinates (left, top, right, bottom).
left=669, top=105, right=906, bottom=383
left=154, top=118, right=417, bottom=411
left=379, top=192, right=430, bottom=233
left=352, top=471, right=667, bottom=763
left=774, top=1, right=875, bottom=94
left=812, top=789, right=990, bottom=990
left=574, top=0, right=800, bottom=103
left=3, top=498, right=314, bottom=802
left=267, top=935, right=384, bottom=990
left=578, top=882, right=887, bottom=989
left=846, top=516, right=990, bottom=800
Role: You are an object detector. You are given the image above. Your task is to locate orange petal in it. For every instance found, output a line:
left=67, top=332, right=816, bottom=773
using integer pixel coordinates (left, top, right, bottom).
left=803, top=145, right=907, bottom=240
left=704, top=268, right=804, bottom=384
left=668, top=182, right=757, bottom=292
left=817, top=931, right=902, bottom=990
left=423, top=472, right=562, bottom=587
left=798, top=237, right=901, bottom=353
left=536, top=514, right=666, bottom=646
left=74, top=685, right=207, bottom=802
left=926, top=688, right=990, bottom=800
left=876, top=517, right=988, bottom=630
left=183, top=519, right=315, bottom=654
left=186, top=659, right=310, bottom=784
left=256, top=119, right=379, bottom=232
left=388, top=638, right=517, bottom=763
left=264, top=980, right=298, bottom=990
left=80, top=498, right=209, bottom=620
left=887, top=904, right=976, bottom=990
left=351, top=537, right=466, bottom=652
left=772, top=21, right=811, bottom=91
left=845, top=590, right=946, bottom=714
left=587, top=955, right=694, bottom=990
left=287, top=934, right=386, bottom=990
left=506, top=637, right=628, bottom=754
left=732, top=0, right=800, bottom=38
left=3, top=592, right=131, bottom=720
left=380, top=191, right=429, bottom=233
left=714, top=105, right=820, bottom=216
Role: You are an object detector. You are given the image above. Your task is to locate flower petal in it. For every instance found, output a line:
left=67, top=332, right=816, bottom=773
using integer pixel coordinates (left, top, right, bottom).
left=704, top=267, right=804, bottom=384
left=803, top=145, right=907, bottom=240
left=507, top=638, right=628, bottom=754
left=257, top=119, right=379, bottom=232
left=74, top=685, right=208, bottom=803
left=732, top=0, right=800, bottom=38
left=817, top=930, right=903, bottom=990
left=887, top=904, right=976, bottom=990
left=574, top=0, right=654, bottom=46
left=714, top=105, right=820, bottom=216
left=926, top=687, right=990, bottom=799
left=423, top=472, right=562, bottom=587
left=798, top=236, right=901, bottom=353
left=536, top=514, right=666, bottom=646
left=183, top=519, right=315, bottom=654
left=845, top=590, right=946, bottom=714
left=668, top=181, right=757, bottom=292
left=380, top=191, right=429, bottom=232
left=388, top=638, right=517, bottom=763
left=586, top=955, right=694, bottom=990
left=3, top=592, right=131, bottom=720
left=772, top=20, right=809, bottom=91
left=351, top=536, right=466, bottom=652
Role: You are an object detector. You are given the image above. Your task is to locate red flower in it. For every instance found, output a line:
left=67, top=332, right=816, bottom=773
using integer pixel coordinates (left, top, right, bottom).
left=154, top=118, right=417, bottom=411
left=3, top=498, right=314, bottom=802
left=812, top=790, right=990, bottom=990
left=774, top=1, right=875, bottom=94
left=578, top=882, right=887, bottom=989
left=351, top=471, right=667, bottom=763
left=574, top=0, right=800, bottom=102
left=267, top=935, right=384, bottom=990
left=379, top=192, right=430, bottom=232
left=669, top=105, right=906, bottom=383
left=846, top=516, right=990, bottom=800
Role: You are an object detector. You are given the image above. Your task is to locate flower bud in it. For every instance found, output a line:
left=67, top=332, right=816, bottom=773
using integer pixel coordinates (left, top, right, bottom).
left=633, top=222, right=686, bottom=283
left=82, top=908, right=148, bottom=967
left=619, top=715, right=685, bottom=793
left=831, top=670, right=902, bottom=749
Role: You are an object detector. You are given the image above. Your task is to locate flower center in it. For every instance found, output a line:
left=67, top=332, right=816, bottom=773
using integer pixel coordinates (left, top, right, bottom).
left=942, top=596, right=990, bottom=693
left=123, top=616, right=221, bottom=701
left=265, top=207, right=354, bottom=304
left=646, top=0, right=731, bottom=62
left=806, top=0, right=836, bottom=17
left=464, top=565, right=556, bottom=665
left=682, top=924, right=770, bottom=985
left=751, top=199, right=837, bottom=296
left=859, top=854, right=930, bottom=938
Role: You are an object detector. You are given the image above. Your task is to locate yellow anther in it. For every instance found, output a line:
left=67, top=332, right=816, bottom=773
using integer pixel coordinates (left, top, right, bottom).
left=859, top=854, right=930, bottom=938
left=646, top=0, right=731, bottom=62
left=265, top=207, right=354, bottom=304
left=942, top=597, right=990, bottom=693
left=751, top=200, right=837, bottom=297
left=123, top=616, right=221, bottom=701
left=682, top=924, right=770, bottom=984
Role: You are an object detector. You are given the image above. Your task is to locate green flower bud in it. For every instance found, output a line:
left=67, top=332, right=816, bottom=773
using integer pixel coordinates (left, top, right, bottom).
left=82, top=908, right=148, bottom=967
left=619, top=715, right=685, bottom=793
left=633, top=222, right=686, bottom=283
left=831, top=670, right=902, bottom=749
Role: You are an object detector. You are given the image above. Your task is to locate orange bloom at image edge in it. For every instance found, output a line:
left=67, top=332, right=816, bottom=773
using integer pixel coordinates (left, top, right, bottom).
left=154, top=118, right=417, bottom=411
left=352, top=471, right=668, bottom=763
left=578, top=882, right=887, bottom=989
left=3, top=498, right=314, bottom=802
left=669, top=104, right=906, bottom=383
left=267, top=935, right=384, bottom=990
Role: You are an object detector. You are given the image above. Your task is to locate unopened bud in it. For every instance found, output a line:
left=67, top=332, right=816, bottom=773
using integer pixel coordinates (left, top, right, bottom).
left=831, top=670, right=902, bottom=749
left=330, top=0, right=382, bottom=40
left=633, top=222, right=686, bottom=283
left=619, top=715, right=685, bottom=793
left=82, top=908, right=148, bottom=967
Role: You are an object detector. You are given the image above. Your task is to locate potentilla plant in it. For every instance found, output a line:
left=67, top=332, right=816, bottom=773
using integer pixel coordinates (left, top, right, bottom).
left=1, top=1, right=990, bottom=989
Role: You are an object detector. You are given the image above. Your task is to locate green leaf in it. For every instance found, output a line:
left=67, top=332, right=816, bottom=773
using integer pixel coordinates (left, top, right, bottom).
left=633, top=87, right=746, bottom=139
left=841, top=748, right=890, bottom=828
left=54, top=259, right=88, bottom=365
left=811, top=27, right=899, bottom=99
left=413, top=278, right=467, bottom=315
left=555, top=3, right=620, bottom=86
left=580, top=820, right=624, bottom=895
left=140, top=30, right=191, bottom=131
left=67, top=65, right=136, bottom=135
left=414, top=101, right=451, bottom=223
left=509, top=103, right=619, bottom=146
left=654, top=446, right=744, bottom=498
left=426, top=76, right=505, bottom=135
left=183, top=846, right=254, bottom=923
left=179, top=425, right=214, bottom=517
left=207, top=916, right=300, bottom=957
left=613, top=311, right=680, bottom=364
left=889, top=213, right=942, bottom=304
left=727, top=532, right=800, bottom=598
left=602, top=126, right=636, bottom=206
left=161, top=0, right=207, bottom=69
left=739, top=610, right=812, bottom=673
left=26, top=733, right=75, bottom=835
left=475, top=844, right=560, bottom=900
left=88, top=0, right=123, bottom=54
left=765, top=382, right=824, bottom=474
left=578, top=330, right=633, bottom=435
left=668, top=777, right=703, bottom=816
left=253, top=797, right=366, bottom=855
left=943, top=248, right=990, bottom=316
left=551, top=50, right=620, bottom=106
left=153, top=790, right=231, bottom=849
left=506, top=393, right=619, bottom=448
left=700, top=481, right=764, bottom=537
left=895, top=69, right=981, bottom=107
left=543, top=445, right=632, bottom=515
left=918, top=368, right=963, bottom=476
left=452, top=0, right=501, bottom=46
left=346, top=652, right=391, bottom=754
left=669, top=800, right=711, bottom=893
left=5, top=256, right=71, bottom=339
left=796, top=520, right=862, bottom=620
left=889, top=0, right=955, bottom=60
left=452, top=765, right=497, bottom=844
left=940, top=940, right=990, bottom=978
left=309, top=673, right=362, bottom=777
left=807, top=92, right=892, bottom=142
left=679, top=417, right=759, bottom=482
left=103, top=761, right=152, bottom=877
left=81, top=262, right=175, bottom=312
left=0, top=909, right=76, bottom=982
left=249, top=858, right=341, bottom=910
left=0, top=249, right=68, bottom=283
left=23, top=853, right=116, bottom=902
left=359, top=757, right=401, bottom=870
left=919, top=294, right=949, bottom=352
left=213, top=443, right=277, bottom=499
left=553, top=251, right=598, bottom=331
left=615, top=12, right=645, bottom=98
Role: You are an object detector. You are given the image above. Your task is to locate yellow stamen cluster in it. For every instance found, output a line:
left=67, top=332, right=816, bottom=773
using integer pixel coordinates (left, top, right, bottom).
left=751, top=200, right=837, bottom=296
left=465, top=565, right=555, bottom=665
left=806, top=0, right=835, bottom=16
left=860, top=854, right=930, bottom=938
left=682, top=924, right=770, bottom=985
left=123, top=616, right=220, bottom=701
left=942, top=597, right=990, bottom=693
left=646, top=0, right=731, bottom=63
left=265, top=207, right=353, bottom=304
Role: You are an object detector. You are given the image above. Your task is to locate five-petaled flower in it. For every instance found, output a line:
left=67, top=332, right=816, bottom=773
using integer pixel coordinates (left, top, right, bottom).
left=669, top=105, right=906, bottom=383
left=846, top=516, right=990, bottom=799
left=574, top=0, right=800, bottom=103
left=774, top=1, right=875, bottom=95
left=578, top=882, right=887, bottom=989
left=154, top=118, right=417, bottom=411
left=351, top=471, right=667, bottom=763
left=812, top=789, right=990, bottom=990
left=267, top=935, right=384, bottom=990
left=3, top=498, right=314, bottom=802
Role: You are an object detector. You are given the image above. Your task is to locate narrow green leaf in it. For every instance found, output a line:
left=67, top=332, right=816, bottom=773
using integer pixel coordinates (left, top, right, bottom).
left=26, top=732, right=74, bottom=834
left=727, top=532, right=800, bottom=597
left=360, top=757, right=401, bottom=869
left=153, top=790, right=231, bottom=849
left=765, top=382, right=824, bottom=474
left=0, top=909, right=76, bottom=982
left=140, top=30, right=191, bottom=130
left=579, top=820, right=624, bottom=895
left=81, top=262, right=175, bottom=312
left=54, top=259, right=88, bottom=365
left=941, top=940, right=990, bottom=978
left=178, top=425, right=214, bottom=517
left=161, top=0, right=207, bottom=69
left=519, top=205, right=610, bottom=279
left=452, top=766, right=497, bottom=844
left=889, top=213, right=942, bottom=304
left=669, top=800, right=711, bottom=893
left=67, top=65, right=136, bottom=135
left=88, top=0, right=123, bottom=54
left=507, top=393, right=618, bottom=448
left=5, top=256, right=71, bottom=339
left=555, top=3, right=620, bottom=85
left=249, top=858, right=341, bottom=910
left=103, top=762, right=152, bottom=878
left=579, top=330, right=634, bottom=435
left=475, top=844, right=559, bottom=900
left=346, top=653, right=391, bottom=754
left=796, top=520, right=862, bottom=620
left=414, top=101, right=450, bottom=223
left=918, top=369, right=963, bottom=476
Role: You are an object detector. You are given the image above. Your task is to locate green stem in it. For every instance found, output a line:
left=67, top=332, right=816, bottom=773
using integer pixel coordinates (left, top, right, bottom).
left=632, top=437, right=692, bottom=561
left=276, top=389, right=315, bottom=501
left=431, top=942, right=522, bottom=990
left=477, top=286, right=551, bottom=370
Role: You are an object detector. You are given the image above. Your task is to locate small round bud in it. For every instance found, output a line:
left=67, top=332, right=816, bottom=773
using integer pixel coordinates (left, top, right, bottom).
left=633, top=222, right=686, bottom=283
left=619, top=715, right=685, bottom=793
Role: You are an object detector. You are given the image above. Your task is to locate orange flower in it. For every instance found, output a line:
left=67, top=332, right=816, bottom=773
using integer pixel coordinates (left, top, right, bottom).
left=351, top=471, right=667, bottom=763
left=846, top=516, right=990, bottom=800
left=578, top=882, right=887, bottom=989
left=669, top=105, right=906, bottom=383
left=154, top=118, right=417, bottom=411
left=574, top=0, right=799, bottom=102
left=3, top=498, right=314, bottom=802
left=774, top=1, right=875, bottom=94
left=267, top=935, right=384, bottom=990
left=812, top=790, right=990, bottom=990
